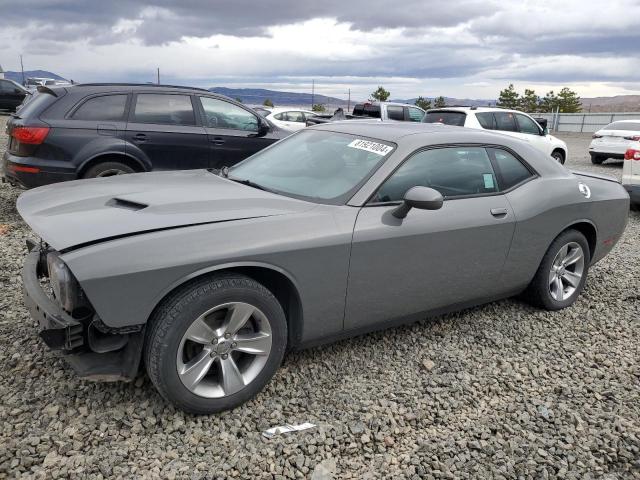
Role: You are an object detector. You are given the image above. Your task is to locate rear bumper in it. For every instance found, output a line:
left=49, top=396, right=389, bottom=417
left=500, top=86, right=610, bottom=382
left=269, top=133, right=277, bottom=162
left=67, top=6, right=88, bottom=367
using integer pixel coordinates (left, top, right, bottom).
left=589, top=151, right=625, bottom=159
left=623, top=183, right=640, bottom=205
left=2, top=151, right=77, bottom=188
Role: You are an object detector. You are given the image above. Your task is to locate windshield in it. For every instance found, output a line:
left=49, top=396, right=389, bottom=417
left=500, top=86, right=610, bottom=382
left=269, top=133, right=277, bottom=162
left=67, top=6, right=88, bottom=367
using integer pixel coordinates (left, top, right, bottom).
left=229, top=130, right=394, bottom=204
left=422, top=111, right=466, bottom=126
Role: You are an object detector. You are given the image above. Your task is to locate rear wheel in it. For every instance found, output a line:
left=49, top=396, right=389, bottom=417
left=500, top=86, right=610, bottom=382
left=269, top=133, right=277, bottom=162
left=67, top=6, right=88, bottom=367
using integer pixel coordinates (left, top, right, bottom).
left=551, top=150, right=565, bottom=164
left=590, top=154, right=605, bottom=164
left=144, top=274, right=287, bottom=414
left=524, top=229, right=590, bottom=310
left=83, top=161, right=135, bottom=178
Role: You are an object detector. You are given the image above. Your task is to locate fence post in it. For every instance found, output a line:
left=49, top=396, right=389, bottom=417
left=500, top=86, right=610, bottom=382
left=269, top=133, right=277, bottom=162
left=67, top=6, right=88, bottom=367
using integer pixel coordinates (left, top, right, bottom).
left=580, top=114, right=585, bottom=133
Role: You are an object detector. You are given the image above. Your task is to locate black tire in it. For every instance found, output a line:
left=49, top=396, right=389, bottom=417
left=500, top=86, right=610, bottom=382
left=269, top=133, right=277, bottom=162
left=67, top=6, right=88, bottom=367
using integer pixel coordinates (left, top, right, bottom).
left=590, top=154, right=605, bottom=165
left=524, top=229, right=591, bottom=311
left=144, top=273, right=287, bottom=414
left=551, top=150, right=565, bottom=164
left=83, top=161, right=135, bottom=178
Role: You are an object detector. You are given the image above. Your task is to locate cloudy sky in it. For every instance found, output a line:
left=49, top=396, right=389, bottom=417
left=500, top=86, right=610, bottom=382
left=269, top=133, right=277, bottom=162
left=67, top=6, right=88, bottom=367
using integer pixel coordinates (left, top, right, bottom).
left=1, top=0, right=639, bottom=100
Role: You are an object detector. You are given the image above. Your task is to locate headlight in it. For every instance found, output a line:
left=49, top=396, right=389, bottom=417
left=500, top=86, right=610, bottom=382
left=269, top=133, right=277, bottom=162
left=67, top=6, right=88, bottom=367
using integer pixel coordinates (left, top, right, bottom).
left=46, top=252, right=87, bottom=314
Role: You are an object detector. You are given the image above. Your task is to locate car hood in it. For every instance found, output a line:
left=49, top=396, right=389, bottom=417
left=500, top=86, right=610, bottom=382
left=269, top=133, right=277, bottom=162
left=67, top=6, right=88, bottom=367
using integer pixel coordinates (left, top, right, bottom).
left=17, top=170, right=315, bottom=251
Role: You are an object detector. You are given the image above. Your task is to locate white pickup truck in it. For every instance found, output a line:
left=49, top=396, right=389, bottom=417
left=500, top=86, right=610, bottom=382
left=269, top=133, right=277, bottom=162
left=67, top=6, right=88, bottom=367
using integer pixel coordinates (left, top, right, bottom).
left=306, top=101, right=426, bottom=125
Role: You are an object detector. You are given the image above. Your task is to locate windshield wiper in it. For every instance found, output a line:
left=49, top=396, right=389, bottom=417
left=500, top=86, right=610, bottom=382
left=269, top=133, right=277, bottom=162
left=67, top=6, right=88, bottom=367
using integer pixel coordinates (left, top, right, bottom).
left=228, top=177, right=274, bottom=193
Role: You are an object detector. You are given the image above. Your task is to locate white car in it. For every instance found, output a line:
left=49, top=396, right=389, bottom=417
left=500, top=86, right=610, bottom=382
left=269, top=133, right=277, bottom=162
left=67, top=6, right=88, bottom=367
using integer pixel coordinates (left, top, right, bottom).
left=265, top=108, right=319, bottom=132
left=589, top=120, right=640, bottom=164
left=623, top=146, right=640, bottom=208
left=423, top=107, right=568, bottom=164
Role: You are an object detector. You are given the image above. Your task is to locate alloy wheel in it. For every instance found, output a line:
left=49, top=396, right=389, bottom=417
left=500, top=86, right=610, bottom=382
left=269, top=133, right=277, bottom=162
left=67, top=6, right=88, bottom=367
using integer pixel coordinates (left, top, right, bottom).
left=548, top=242, right=585, bottom=301
left=176, top=302, right=272, bottom=398
left=96, top=168, right=128, bottom=177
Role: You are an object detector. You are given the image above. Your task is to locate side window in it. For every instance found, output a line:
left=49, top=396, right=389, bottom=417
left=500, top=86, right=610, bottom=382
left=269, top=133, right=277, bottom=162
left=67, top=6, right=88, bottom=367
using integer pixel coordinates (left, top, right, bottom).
left=494, top=112, right=517, bottom=132
left=515, top=114, right=541, bottom=135
left=475, top=112, right=496, bottom=130
left=387, top=106, right=405, bottom=121
left=407, top=107, right=424, bottom=122
left=489, top=148, right=533, bottom=189
left=72, top=95, right=128, bottom=121
left=133, top=94, right=195, bottom=126
left=285, top=111, right=305, bottom=123
left=303, top=112, right=318, bottom=121
left=199, top=97, right=258, bottom=132
left=374, top=147, right=498, bottom=202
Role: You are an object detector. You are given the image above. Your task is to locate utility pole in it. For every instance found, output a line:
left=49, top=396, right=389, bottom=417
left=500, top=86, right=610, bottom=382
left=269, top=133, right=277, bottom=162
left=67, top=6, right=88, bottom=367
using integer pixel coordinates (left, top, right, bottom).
left=347, top=88, right=351, bottom=111
left=157, top=67, right=160, bottom=85
left=19, top=54, right=25, bottom=85
left=311, top=79, right=314, bottom=109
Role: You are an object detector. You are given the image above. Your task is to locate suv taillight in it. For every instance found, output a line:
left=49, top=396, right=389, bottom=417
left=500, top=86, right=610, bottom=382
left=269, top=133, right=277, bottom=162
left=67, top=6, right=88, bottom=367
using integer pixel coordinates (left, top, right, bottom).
left=624, top=149, right=640, bottom=160
left=11, top=126, right=50, bottom=145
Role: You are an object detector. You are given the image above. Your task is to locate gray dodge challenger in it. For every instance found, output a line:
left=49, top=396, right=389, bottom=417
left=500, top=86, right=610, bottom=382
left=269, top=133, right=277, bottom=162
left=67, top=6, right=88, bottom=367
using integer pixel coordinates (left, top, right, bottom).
left=18, top=122, right=629, bottom=414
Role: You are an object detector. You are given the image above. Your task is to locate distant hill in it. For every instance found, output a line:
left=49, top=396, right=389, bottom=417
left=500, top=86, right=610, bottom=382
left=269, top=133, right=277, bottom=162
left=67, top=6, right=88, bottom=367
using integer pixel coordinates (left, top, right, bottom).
left=3, top=70, right=67, bottom=84
left=581, top=95, right=640, bottom=113
left=209, top=87, right=349, bottom=107
left=391, top=97, right=496, bottom=107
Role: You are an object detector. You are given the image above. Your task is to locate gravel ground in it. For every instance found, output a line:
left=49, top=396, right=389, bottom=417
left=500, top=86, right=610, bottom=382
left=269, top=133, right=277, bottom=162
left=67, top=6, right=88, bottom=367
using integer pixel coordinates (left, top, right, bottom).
left=0, top=117, right=638, bottom=479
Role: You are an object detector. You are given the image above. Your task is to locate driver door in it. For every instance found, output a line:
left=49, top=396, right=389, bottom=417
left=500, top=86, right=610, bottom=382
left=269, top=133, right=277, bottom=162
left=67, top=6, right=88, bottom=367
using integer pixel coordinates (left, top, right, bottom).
left=197, top=96, right=275, bottom=169
left=344, top=146, right=516, bottom=330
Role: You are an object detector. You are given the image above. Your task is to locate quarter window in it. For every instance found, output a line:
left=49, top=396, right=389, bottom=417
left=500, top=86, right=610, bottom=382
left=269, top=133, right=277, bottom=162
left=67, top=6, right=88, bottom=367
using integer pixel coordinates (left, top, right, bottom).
left=284, top=111, right=305, bottom=122
left=387, top=106, right=405, bottom=121
left=374, top=147, right=498, bottom=202
left=407, top=107, right=424, bottom=122
left=494, top=112, right=517, bottom=132
left=72, top=95, right=128, bottom=121
left=475, top=112, right=496, bottom=130
left=489, top=148, right=533, bottom=189
left=199, top=97, right=258, bottom=131
left=133, top=94, right=195, bottom=126
left=515, top=114, right=541, bottom=135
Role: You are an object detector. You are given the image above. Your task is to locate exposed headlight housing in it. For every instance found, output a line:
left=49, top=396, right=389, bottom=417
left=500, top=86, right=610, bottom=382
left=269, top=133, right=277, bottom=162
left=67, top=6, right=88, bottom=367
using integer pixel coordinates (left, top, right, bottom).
left=46, top=252, right=88, bottom=314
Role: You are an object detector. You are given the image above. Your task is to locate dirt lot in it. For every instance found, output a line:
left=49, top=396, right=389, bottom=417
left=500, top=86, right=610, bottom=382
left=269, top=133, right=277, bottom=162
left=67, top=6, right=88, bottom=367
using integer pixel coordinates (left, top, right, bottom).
left=0, top=114, right=638, bottom=479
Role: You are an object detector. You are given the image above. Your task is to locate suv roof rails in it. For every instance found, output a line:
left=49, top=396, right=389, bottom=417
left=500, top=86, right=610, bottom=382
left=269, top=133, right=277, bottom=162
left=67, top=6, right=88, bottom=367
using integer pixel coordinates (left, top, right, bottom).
left=75, top=83, right=211, bottom=92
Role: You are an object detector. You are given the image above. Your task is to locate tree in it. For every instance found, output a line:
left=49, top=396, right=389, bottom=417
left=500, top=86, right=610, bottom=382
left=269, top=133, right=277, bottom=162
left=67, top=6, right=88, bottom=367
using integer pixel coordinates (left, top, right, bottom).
left=434, top=96, right=446, bottom=108
left=312, top=104, right=326, bottom=112
left=414, top=96, right=432, bottom=110
left=234, top=97, right=243, bottom=103
left=497, top=84, right=520, bottom=109
left=556, top=87, right=582, bottom=113
left=518, top=89, right=539, bottom=113
left=370, top=86, right=390, bottom=102
left=539, top=90, right=558, bottom=112
left=263, top=98, right=274, bottom=107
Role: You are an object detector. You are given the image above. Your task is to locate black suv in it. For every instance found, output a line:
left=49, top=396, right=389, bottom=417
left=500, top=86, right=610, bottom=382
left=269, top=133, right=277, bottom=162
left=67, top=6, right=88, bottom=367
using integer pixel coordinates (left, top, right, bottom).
left=2, top=84, right=286, bottom=188
left=0, top=79, right=29, bottom=111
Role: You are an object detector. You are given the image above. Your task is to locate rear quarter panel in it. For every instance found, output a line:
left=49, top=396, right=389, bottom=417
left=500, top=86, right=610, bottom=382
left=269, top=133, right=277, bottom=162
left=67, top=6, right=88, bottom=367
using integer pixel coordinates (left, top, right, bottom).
left=502, top=174, right=629, bottom=289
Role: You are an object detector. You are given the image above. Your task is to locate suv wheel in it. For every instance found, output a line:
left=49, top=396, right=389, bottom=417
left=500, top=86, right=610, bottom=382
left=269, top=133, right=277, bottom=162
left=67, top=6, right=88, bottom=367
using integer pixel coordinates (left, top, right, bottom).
left=144, top=273, right=287, bottom=414
left=83, top=161, right=135, bottom=178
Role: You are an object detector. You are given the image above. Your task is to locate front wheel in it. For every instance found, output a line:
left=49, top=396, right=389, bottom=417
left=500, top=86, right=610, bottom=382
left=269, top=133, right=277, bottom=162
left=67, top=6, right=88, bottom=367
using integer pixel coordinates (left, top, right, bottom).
left=524, top=229, right=590, bottom=310
left=551, top=150, right=565, bottom=164
left=144, top=274, right=287, bottom=414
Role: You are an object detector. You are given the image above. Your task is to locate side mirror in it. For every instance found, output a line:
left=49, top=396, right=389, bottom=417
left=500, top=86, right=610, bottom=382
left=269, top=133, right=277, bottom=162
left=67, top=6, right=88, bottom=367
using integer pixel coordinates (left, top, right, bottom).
left=392, top=186, right=443, bottom=219
left=542, top=127, right=549, bottom=136
left=256, top=118, right=270, bottom=136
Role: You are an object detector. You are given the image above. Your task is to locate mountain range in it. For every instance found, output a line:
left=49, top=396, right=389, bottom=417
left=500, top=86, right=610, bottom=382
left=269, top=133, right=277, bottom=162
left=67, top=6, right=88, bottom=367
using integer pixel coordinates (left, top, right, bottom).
left=3, top=70, right=639, bottom=112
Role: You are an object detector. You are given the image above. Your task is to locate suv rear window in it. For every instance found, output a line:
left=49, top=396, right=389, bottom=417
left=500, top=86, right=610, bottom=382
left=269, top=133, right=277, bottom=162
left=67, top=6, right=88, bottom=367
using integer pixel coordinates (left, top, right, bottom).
left=133, top=94, right=196, bottom=126
left=72, top=94, right=128, bottom=121
left=422, top=111, right=466, bottom=126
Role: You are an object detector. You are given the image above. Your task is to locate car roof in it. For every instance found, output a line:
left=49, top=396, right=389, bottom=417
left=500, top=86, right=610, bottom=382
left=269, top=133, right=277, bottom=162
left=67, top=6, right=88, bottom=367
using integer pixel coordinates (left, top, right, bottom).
left=427, top=106, right=520, bottom=113
left=72, top=83, right=212, bottom=94
left=269, top=107, right=314, bottom=114
left=311, top=120, right=474, bottom=141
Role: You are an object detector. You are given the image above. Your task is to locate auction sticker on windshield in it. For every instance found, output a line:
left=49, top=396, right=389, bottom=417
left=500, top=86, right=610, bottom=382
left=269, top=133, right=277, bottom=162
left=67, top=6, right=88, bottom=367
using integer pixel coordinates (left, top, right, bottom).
left=347, top=139, right=393, bottom=156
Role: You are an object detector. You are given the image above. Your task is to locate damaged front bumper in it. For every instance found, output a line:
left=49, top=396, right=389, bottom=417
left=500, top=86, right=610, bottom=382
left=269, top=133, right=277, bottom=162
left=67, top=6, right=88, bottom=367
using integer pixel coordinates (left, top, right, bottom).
left=22, top=244, right=145, bottom=382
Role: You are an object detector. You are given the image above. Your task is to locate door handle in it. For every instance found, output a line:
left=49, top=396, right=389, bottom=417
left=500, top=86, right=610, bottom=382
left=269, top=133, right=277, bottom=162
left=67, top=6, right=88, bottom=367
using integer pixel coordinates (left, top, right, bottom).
left=210, top=137, right=225, bottom=145
left=490, top=207, right=508, bottom=217
left=132, top=133, right=147, bottom=142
